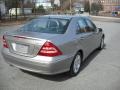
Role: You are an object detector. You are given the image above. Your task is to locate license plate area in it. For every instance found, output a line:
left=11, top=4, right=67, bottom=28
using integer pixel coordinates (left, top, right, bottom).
left=12, top=43, right=29, bottom=54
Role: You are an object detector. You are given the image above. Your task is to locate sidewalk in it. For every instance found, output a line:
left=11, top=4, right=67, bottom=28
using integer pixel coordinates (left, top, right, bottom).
left=74, top=12, right=120, bottom=23
left=90, top=16, right=120, bottom=23
left=0, top=15, right=120, bottom=26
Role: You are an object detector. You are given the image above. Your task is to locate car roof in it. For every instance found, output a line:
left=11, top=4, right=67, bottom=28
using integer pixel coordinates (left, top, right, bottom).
left=37, top=15, right=90, bottom=20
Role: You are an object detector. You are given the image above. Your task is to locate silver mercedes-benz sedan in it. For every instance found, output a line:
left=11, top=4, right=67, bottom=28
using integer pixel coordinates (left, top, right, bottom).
left=2, top=15, right=105, bottom=76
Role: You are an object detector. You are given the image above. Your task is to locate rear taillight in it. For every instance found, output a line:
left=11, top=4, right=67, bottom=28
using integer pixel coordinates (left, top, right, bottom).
left=38, top=41, right=62, bottom=57
left=3, top=35, right=8, bottom=48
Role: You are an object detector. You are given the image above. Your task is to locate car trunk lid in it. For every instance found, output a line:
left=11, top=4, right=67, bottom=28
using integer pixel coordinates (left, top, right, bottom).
left=4, top=31, right=57, bottom=57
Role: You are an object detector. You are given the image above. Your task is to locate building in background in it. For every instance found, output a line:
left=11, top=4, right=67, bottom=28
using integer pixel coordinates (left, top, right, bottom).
left=35, top=2, right=52, bottom=9
left=90, top=0, right=120, bottom=12
left=9, top=8, right=32, bottom=15
left=73, top=2, right=84, bottom=13
left=35, top=0, right=52, bottom=9
left=54, top=0, right=60, bottom=6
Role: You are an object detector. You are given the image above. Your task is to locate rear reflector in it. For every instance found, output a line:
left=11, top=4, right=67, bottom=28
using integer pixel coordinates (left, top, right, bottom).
left=3, top=35, right=8, bottom=48
left=38, top=41, right=62, bottom=57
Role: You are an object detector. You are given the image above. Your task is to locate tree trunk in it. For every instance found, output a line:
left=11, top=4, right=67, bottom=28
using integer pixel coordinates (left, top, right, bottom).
left=21, top=0, right=25, bottom=17
left=15, top=0, right=18, bottom=20
left=0, top=9, right=2, bottom=21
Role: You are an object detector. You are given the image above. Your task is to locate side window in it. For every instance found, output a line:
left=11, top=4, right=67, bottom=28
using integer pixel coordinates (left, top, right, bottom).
left=77, top=19, right=87, bottom=33
left=85, top=19, right=96, bottom=32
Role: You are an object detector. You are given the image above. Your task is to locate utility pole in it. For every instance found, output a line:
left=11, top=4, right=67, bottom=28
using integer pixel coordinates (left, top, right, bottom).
left=21, top=0, right=25, bottom=17
left=15, top=0, right=18, bottom=20
left=70, top=0, right=72, bottom=14
left=89, top=0, right=91, bottom=15
left=0, top=9, right=1, bottom=21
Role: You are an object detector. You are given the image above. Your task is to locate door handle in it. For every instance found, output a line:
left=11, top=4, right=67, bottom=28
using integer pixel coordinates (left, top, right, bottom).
left=80, top=37, right=85, bottom=40
left=80, top=35, right=91, bottom=39
left=88, top=34, right=93, bottom=36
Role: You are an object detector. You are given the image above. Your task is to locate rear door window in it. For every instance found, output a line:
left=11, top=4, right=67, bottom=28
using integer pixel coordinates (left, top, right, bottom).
left=77, top=19, right=88, bottom=33
left=85, top=19, right=96, bottom=32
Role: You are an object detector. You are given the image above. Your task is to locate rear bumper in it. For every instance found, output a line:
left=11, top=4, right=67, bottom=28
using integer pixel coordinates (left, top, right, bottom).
left=2, top=48, right=74, bottom=75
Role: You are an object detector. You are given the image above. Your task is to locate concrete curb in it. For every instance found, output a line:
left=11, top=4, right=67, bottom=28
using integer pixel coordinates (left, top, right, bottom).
left=90, top=16, right=120, bottom=23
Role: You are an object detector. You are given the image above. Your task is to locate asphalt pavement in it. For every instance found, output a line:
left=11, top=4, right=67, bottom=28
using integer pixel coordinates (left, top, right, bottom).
left=0, top=21, right=120, bottom=90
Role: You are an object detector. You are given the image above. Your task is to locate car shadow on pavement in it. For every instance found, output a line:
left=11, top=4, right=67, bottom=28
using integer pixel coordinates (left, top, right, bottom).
left=22, top=44, right=106, bottom=82
left=81, top=44, right=106, bottom=71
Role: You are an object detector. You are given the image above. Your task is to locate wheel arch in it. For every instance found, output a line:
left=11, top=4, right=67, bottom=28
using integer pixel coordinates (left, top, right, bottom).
left=77, top=49, right=84, bottom=61
left=102, top=34, right=105, bottom=39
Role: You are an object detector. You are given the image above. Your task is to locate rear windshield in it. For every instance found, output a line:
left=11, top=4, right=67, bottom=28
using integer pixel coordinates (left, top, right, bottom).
left=20, top=18, right=70, bottom=34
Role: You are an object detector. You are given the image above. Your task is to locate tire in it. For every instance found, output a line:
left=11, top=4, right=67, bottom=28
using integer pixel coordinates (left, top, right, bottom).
left=98, top=37, right=104, bottom=50
left=69, top=52, right=82, bottom=76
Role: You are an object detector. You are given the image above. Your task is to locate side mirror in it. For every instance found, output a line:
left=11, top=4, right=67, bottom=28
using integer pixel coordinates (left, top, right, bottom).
left=98, top=28, right=103, bottom=32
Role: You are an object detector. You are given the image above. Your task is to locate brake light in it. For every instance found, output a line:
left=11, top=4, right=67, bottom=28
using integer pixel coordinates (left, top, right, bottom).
left=38, top=41, right=62, bottom=57
left=3, top=35, right=8, bottom=48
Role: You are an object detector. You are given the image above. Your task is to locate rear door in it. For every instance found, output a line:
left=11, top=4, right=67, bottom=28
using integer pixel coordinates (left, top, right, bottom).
left=75, top=18, right=94, bottom=57
left=85, top=19, right=101, bottom=51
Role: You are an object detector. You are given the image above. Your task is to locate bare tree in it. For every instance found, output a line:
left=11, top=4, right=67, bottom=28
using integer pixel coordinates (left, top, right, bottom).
left=20, top=0, right=25, bottom=17
left=50, top=0, right=54, bottom=11
left=4, top=0, right=19, bottom=20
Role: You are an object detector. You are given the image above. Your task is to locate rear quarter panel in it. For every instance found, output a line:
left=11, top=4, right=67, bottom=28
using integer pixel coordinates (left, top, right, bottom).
left=49, top=17, right=84, bottom=58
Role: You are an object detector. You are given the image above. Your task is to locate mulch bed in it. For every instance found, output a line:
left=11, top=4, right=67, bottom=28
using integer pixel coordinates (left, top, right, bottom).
left=0, top=18, right=28, bottom=26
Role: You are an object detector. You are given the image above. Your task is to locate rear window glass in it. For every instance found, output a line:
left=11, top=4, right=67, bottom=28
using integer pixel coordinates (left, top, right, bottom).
left=20, top=18, right=70, bottom=34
